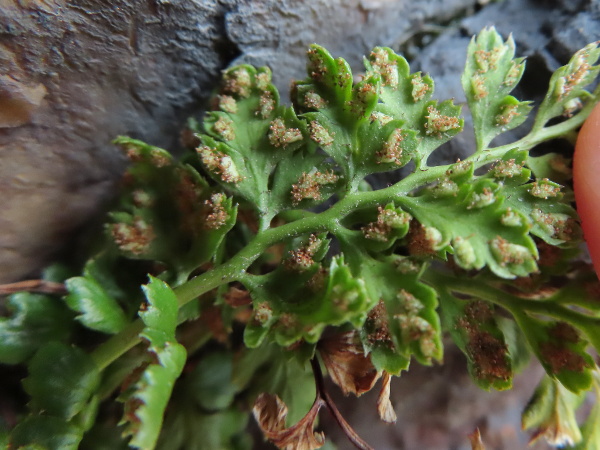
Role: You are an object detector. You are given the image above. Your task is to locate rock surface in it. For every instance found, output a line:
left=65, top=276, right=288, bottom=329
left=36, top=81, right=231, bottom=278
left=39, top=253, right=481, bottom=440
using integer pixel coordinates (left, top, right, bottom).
left=0, top=0, right=236, bottom=281
left=0, top=0, right=479, bottom=282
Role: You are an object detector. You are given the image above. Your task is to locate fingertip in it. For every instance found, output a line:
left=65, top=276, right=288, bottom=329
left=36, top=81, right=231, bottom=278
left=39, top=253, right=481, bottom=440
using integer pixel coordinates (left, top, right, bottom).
left=574, top=102, right=600, bottom=278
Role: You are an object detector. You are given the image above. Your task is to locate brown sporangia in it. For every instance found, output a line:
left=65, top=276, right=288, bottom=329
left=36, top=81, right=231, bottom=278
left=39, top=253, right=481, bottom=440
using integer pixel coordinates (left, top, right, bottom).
left=549, top=322, right=580, bottom=343
left=540, top=344, right=587, bottom=374
left=531, top=209, right=578, bottom=242
left=120, top=144, right=171, bottom=168
left=503, top=61, right=522, bottom=87
left=539, top=322, right=588, bottom=374
left=308, top=120, right=335, bottom=146
left=369, top=48, right=399, bottom=88
left=536, top=240, right=562, bottom=268
left=269, top=118, right=303, bottom=148
left=349, top=81, right=378, bottom=117
left=258, top=90, right=276, bottom=119
left=362, top=208, right=391, bottom=242
left=556, top=45, right=594, bottom=99
left=410, top=74, right=430, bottom=102
left=495, top=103, right=520, bottom=125
left=407, top=221, right=442, bottom=256
left=222, top=67, right=252, bottom=98
left=363, top=206, right=411, bottom=242
left=424, top=105, right=461, bottom=136
left=203, top=193, right=230, bottom=229
left=304, top=90, right=327, bottom=109
left=253, top=393, right=325, bottom=450
left=364, top=300, right=394, bottom=350
left=174, top=168, right=205, bottom=233
left=251, top=302, right=273, bottom=326
left=375, top=128, right=405, bottom=165
left=197, top=145, right=243, bottom=184
left=465, top=326, right=511, bottom=382
left=474, top=48, right=502, bottom=73
left=471, top=74, right=488, bottom=100
left=286, top=235, right=322, bottom=271
left=529, top=178, right=561, bottom=199
left=213, top=115, right=236, bottom=141
left=291, top=170, right=338, bottom=205
left=491, top=158, right=523, bottom=178
left=111, top=218, right=155, bottom=256
left=218, top=94, right=238, bottom=114
left=458, top=301, right=511, bottom=384
left=489, top=236, right=533, bottom=266
left=318, top=331, right=380, bottom=397
left=306, top=48, right=328, bottom=83
left=464, top=300, right=494, bottom=323
left=500, top=208, right=523, bottom=228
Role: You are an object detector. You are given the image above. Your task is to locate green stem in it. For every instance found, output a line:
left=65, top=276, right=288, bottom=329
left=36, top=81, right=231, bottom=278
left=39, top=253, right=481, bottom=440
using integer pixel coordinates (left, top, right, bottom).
left=530, top=83, right=600, bottom=134
left=89, top=180, right=397, bottom=370
left=90, top=92, right=597, bottom=372
left=91, top=320, right=144, bottom=371
left=424, top=271, right=600, bottom=347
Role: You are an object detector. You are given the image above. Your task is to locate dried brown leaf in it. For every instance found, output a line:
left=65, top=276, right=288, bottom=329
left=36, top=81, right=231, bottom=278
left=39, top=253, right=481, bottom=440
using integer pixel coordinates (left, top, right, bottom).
left=224, top=286, right=252, bottom=307
left=200, top=305, right=229, bottom=343
left=253, top=393, right=326, bottom=450
left=319, top=331, right=381, bottom=396
left=468, top=428, right=486, bottom=450
left=376, top=371, right=397, bottom=423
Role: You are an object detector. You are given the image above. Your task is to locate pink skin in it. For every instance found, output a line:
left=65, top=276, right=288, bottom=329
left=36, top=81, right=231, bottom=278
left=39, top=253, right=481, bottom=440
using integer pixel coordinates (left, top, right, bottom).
left=574, top=102, right=600, bottom=278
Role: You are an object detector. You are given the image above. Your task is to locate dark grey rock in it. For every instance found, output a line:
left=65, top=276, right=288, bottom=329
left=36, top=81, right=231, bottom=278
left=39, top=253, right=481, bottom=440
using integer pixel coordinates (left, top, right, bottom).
left=0, top=0, right=482, bottom=282
left=0, top=0, right=238, bottom=282
left=226, top=0, right=477, bottom=95
left=551, top=9, right=600, bottom=61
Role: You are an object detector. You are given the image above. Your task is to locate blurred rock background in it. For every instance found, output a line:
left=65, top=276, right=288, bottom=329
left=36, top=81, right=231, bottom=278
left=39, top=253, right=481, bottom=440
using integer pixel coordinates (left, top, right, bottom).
left=1, top=0, right=598, bottom=448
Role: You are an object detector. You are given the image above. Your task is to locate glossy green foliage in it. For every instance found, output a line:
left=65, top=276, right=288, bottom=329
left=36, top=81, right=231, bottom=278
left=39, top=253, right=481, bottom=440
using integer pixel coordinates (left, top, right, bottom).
left=0, top=293, right=73, bottom=364
left=23, top=343, right=100, bottom=420
left=10, top=416, right=84, bottom=450
left=9, top=343, right=101, bottom=449
left=121, top=277, right=187, bottom=449
left=65, top=273, right=128, bottom=334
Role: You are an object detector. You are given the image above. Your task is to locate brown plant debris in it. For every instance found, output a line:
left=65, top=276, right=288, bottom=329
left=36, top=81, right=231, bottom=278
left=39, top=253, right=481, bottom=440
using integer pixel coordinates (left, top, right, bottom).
left=223, top=286, right=252, bottom=307
left=468, top=428, right=487, bottom=450
left=253, top=393, right=325, bottom=450
left=318, top=331, right=380, bottom=397
left=376, top=371, right=397, bottom=424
